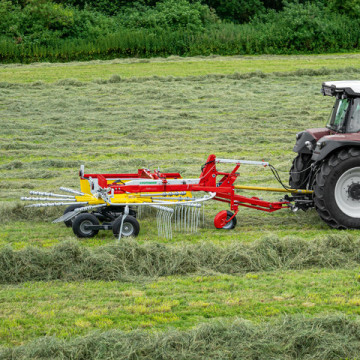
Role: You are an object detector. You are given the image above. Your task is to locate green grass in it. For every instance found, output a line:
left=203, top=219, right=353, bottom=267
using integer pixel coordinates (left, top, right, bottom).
left=1, top=59, right=360, bottom=246
left=0, top=53, right=360, bottom=83
left=1, top=269, right=360, bottom=346
left=2, top=55, right=360, bottom=354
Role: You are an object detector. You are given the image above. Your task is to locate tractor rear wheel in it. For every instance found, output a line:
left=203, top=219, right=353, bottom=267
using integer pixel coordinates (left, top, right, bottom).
left=314, top=148, right=360, bottom=229
left=289, top=153, right=313, bottom=189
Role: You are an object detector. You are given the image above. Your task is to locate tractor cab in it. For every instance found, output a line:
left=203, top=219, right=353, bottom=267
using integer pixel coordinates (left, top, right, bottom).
left=324, top=82, right=360, bottom=133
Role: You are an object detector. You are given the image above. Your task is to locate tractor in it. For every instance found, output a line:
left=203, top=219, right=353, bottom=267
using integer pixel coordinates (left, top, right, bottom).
left=290, top=80, right=360, bottom=229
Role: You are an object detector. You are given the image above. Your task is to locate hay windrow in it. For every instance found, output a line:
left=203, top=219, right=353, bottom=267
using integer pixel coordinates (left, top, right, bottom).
left=0, top=66, right=359, bottom=88
left=0, top=234, right=359, bottom=284
left=1, top=314, right=359, bottom=359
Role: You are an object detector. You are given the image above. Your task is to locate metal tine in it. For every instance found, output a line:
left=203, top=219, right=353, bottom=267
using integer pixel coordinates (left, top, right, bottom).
left=173, top=203, right=202, bottom=234
left=203, top=204, right=205, bottom=227
left=175, top=206, right=178, bottom=231
left=196, top=206, right=201, bottom=231
left=59, top=187, right=85, bottom=196
left=191, top=208, right=195, bottom=232
left=151, top=205, right=174, bottom=239
left=25, top=202, right=88, bottom=208
left=176, top=206, right=179, bottom=232
left=30, top=191, right=76, bottom=199
left=156, top=208, right=160, bottom=236
left=168, top=210, right=173, bottom=239
left=21, top=197, right=77, bottom=202
left=182, top=205, right=185, bottom=232
left=184, top=206, right=187, bottom=232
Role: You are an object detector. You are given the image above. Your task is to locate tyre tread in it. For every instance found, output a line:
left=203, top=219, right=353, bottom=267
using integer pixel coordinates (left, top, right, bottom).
left=313, top=147, right=360, bottom=229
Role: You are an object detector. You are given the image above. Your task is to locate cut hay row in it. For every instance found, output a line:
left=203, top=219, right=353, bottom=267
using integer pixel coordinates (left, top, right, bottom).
left=0, top=66, right=359, bottom=88
left=1, top=235, right=359, bottom=284
left=1, top=314, right=359, bottom=359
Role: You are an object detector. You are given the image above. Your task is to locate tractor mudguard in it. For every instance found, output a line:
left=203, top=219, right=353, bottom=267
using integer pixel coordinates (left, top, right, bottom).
left=312, top=136, right=360, bottom=162
left=293, top=128, right=330, bottom=154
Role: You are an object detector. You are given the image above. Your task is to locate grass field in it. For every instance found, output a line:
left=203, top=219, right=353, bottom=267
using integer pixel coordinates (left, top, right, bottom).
left=1, top=53, right=360, bottom=357
left=1, top=53, right=360, bottom=83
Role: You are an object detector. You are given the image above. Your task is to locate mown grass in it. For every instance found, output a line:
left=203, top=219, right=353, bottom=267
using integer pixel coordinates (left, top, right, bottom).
left=1, top=236, right=359, bottom=284
left=1, top=62, right=360, bottom=246
left=0, top=53, right=360, bottom=83
left=1, top=268, right=360, bottom=346
left=2, top=315, right=360, bottom=360
left=2, top=56, right=360, bottom=354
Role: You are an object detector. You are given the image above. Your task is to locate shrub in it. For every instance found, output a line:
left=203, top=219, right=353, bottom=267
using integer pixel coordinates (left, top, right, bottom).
left=117, top=0, right=218, bottom=31
left=0, top=0, right=22, bottom=40
left=250, top=1, right=360, bottom=53
left=205, top=0, right=265, bottom=24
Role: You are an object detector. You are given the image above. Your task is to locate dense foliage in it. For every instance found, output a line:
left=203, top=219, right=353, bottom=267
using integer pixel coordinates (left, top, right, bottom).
left=1, top=0, right=360, bottom=62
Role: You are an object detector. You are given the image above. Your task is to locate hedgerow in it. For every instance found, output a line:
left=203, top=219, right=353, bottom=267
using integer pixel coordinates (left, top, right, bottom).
left=0, top=2, right=360, bottom=63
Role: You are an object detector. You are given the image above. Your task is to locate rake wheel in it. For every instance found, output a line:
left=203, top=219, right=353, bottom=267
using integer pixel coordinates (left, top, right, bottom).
left=112, top=215, right=140, bottom=238
left=214, top=210, right=237, bottom=230
left=72, top=213, right=100, bottom=238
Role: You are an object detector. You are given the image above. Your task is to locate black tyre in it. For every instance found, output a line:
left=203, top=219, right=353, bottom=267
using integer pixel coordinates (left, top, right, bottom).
left=214, top=210, right=237, bottom=230
left=63, top=204, right=84, bottom=227
left=112, top=215, right=140, bottom=238
left=314, top=148, right=360, bottom=229
left=224, top=210, right=237, bottom=229
left=289, top=153, right=313, bottom=189
left=72, top=213, right=100, bottom=238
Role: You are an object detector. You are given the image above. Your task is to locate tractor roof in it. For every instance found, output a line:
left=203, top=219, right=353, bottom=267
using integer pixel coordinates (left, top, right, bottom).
left=322, top=81, right=360, bottom=97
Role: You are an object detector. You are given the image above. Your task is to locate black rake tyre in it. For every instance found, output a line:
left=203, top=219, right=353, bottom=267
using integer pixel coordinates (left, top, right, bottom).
left=214, top=210, right=237, bottom=230
left=72, top=213, right=100, bottom=238
left=313, top=148, right=360, bottom=229
left=63, top=204, right=84, bottom=227
left=112, top=215, right=140, bottom=238
left=289, top=153, right=313, bottom=189
left=223, top=210, right=237, bottom=230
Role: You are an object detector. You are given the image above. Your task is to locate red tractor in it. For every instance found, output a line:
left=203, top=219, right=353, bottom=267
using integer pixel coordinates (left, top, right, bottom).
left=290, top=81, right=360, bottom=229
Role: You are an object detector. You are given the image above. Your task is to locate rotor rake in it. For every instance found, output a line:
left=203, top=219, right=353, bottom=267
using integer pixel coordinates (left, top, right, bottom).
left=21, top=154, right=314, bottom=240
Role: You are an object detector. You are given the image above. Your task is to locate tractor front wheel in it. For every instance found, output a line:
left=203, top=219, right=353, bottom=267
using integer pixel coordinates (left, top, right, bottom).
left=289, top=153, right=313, bottom=189
left=214, top=210, right=237, bottom=230
left=314, top=148, right=360, bottom=229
